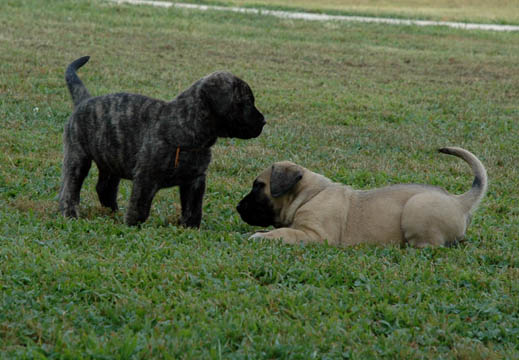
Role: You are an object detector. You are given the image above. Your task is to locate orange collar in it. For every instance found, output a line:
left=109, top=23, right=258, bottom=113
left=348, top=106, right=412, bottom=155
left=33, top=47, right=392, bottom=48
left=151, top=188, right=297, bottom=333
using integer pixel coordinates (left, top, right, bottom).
left=174, top=147, right=181, bottom=168
left=174, top=147, right=207, bottom=168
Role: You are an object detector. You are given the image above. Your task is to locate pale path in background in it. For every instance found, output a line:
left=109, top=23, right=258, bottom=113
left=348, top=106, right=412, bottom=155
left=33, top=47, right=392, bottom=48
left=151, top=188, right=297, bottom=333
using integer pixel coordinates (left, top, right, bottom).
left=110, top=0, right=519, bottom=32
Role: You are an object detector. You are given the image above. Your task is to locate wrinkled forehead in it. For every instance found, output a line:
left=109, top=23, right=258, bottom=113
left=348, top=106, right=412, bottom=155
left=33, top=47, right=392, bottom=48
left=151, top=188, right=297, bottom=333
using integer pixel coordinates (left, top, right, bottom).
left=202, top=71, right=235, bottom=88
left=254, top=166, right=272, bottom=185
left=209, top=72, right=254, bottom=98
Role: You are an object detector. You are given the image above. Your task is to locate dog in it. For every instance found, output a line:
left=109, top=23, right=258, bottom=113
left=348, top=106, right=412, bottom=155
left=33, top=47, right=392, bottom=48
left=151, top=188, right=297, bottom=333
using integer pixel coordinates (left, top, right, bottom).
left=237, top=147, right=487, bottom=248
left=59, top=56, right=265, bottom=226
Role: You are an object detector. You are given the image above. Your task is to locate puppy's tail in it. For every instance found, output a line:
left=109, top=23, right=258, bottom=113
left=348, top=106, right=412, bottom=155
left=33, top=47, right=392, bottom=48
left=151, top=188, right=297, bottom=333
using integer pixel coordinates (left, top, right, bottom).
left=65, top=56, right=91, bottom=107
left=438, top=147, right=488, bottom=213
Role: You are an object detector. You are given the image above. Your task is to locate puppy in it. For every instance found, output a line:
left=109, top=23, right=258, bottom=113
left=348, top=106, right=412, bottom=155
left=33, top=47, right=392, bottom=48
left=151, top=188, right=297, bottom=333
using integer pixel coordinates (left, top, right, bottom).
left=60, top=56, right=265, bottom=226
left=237, top=147, right=487, bottom=247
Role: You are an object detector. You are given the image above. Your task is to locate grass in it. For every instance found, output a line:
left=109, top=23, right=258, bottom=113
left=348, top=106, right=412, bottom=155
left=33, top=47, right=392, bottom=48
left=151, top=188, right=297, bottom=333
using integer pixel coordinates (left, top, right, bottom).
left=182, top=0, right=519, bottom=25
left=1, top=0, right=519, bottom=358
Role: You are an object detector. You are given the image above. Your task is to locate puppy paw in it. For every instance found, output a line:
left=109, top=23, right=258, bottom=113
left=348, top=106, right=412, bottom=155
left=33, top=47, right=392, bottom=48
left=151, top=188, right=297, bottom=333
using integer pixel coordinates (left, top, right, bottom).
left=124, top=212, right=143, bottom=226
left=179, top=216, right=202, bottom=229
left=249, top=232, right=268, bottom=240
left=61, top=205, right=79, bottom=219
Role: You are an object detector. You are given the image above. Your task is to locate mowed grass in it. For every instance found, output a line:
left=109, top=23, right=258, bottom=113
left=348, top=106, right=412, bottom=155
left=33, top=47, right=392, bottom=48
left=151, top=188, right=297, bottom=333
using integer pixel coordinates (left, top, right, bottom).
left=194, top=0, right=519, bottom=25
left=1, top=0, right=519, bottom=358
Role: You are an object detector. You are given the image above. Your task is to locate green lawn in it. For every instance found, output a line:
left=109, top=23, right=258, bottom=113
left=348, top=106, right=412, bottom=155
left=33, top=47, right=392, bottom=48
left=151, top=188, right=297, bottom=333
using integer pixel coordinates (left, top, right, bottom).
left=192, top=0, right=519, bottom=24
left=1, top=0, right=518, bottom=358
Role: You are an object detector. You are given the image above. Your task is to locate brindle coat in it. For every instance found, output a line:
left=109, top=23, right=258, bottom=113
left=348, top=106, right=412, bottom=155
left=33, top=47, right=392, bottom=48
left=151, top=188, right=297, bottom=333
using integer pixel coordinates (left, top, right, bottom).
left=60, top=56, right=265, bottom=226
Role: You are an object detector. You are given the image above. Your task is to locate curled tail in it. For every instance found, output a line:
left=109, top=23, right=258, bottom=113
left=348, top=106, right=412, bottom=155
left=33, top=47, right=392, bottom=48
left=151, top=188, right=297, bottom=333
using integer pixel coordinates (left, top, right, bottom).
left=438, top=147, right=488, bottom=213
left=65, top=56, right=91, bottom=107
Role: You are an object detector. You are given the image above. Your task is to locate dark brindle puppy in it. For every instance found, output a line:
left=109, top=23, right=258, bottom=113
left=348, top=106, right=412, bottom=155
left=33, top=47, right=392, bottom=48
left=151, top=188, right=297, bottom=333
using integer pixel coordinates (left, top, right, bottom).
left=59, top=56, right=265, bottom=226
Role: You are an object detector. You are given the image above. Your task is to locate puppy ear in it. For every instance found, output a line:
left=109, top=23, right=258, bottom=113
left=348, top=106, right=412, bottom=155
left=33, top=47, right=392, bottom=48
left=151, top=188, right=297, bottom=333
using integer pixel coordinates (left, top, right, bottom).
left=270, top=163, right=303, bottom=198
left=199, top=72, right=234, bottom=114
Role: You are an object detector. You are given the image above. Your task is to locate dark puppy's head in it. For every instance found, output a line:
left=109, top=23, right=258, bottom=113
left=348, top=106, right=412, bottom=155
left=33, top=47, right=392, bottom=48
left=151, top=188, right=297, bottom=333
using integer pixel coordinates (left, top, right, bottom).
left=200, top=71, right=265, bottom=139
left=237, top=162, right=303, bottom=227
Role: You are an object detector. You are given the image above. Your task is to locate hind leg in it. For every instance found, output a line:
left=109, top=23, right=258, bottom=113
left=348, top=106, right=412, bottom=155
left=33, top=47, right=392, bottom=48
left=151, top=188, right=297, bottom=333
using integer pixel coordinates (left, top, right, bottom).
left=59, top=151, right=91, bottom=218
left=125, top=174, right=159, bottom=226
left=401, top=193, right=466, bottom=248
left=96, top=170, right=121, bottom=211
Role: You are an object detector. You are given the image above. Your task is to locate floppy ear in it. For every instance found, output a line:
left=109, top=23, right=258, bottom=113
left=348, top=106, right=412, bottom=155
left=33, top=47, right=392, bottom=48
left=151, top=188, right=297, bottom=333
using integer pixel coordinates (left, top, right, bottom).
left=199, top=73, right=235, bottom=115
left=270, top=163, right=303, bottom=198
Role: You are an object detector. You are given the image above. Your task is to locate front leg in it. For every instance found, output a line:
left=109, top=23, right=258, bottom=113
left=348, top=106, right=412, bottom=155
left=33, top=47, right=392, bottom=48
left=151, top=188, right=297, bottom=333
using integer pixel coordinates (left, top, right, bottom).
left=250, top=227, right=322, bottom=245
left=179, top=175, right=206, bottom=228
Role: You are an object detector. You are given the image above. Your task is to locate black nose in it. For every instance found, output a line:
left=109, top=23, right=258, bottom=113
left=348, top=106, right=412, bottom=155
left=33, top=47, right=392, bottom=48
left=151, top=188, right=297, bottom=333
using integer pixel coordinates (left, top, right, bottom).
left=237, top=202, right=245, bottom=212
left=255, top=109, right=265, bottom=125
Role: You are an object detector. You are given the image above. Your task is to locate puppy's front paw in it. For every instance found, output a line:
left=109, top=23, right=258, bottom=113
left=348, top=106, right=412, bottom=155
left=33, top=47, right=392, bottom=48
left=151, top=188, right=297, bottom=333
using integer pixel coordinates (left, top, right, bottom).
left=249, top=232, right=268, bottom=240
left=124, top=211, right=144, bottom=226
